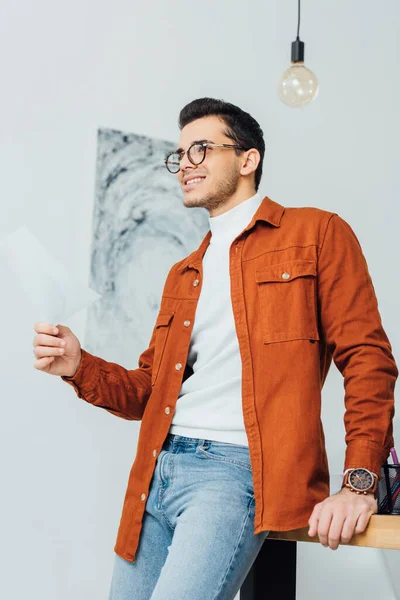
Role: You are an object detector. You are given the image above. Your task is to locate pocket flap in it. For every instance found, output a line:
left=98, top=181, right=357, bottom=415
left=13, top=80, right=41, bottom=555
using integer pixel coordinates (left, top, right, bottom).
left=255, top=259, right=317, bottom=284
left=155, top=311, right=174, bottom=327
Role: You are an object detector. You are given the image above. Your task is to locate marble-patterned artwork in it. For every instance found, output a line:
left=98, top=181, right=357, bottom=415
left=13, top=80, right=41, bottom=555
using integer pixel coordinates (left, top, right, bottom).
left=85, top=128, right=209, bottom=367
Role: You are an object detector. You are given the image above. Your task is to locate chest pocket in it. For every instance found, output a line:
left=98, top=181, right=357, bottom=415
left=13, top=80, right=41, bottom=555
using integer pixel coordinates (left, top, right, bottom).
left=151, top=310, right=174, bottom=387
left=255, top=259, right=320, bottom=344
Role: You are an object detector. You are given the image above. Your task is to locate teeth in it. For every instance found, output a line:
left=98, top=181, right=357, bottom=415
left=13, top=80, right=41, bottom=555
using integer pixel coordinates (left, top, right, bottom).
left=185, top=177, right=205, bottom=185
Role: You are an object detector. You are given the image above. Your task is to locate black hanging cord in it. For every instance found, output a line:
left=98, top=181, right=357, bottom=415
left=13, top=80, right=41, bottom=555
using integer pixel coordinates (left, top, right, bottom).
left=297, top=0, right=301, bottom=39
left=292, top=0, right=304, bottom=63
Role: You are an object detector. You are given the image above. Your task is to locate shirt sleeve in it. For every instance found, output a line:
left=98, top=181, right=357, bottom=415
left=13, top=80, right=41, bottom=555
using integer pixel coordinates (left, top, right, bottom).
left=60, top=325, right=157, bottom=420
left=317, top=213, right=398, bottom=477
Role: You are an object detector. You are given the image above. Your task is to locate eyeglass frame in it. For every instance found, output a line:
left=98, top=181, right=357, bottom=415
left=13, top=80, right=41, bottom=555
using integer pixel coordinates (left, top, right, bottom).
left=163, top=141, right=251, bottom=173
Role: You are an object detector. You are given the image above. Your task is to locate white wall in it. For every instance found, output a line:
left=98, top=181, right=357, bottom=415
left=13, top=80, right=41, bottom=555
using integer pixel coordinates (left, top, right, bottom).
left=1, top=1, right=399, bottom=598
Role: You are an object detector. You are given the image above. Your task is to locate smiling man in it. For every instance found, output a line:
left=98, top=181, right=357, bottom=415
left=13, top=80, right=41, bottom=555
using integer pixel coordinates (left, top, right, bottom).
left=52, top=97, right=398, bottom=599
left=176, top=116, right=260, bottom=216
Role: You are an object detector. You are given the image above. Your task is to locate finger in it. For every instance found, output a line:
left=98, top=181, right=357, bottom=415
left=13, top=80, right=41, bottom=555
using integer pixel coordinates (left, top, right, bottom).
left=34, top=346, right=65, bottom=358
left=317, top=511, right=334, bottom=547
left=308, top=519, right=318, bottom=537
left=34, top=322, right=59, bottom=335
left=354, top=511, right=371, bottom=535
left=34, top=356, right=55, bottom=369
left=327, top=513, right=346, bottom=550
left=308, top=504, right=322, bottom=536
left=33, top=333, right=65, bottom=348
left=340, top=516, right=357, bottom=544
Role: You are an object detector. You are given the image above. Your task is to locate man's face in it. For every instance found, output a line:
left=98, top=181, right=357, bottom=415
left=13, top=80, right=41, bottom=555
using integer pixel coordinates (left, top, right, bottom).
left=175, top=115, right=249, bottom=213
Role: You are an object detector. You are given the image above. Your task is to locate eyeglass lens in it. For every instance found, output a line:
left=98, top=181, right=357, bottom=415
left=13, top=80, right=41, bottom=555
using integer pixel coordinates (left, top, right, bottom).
left=166, top=143, right=205, bottom=173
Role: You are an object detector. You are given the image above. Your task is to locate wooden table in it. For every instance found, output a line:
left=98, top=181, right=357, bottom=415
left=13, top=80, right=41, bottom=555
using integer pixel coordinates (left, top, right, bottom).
left=240, top=515, right=400, bottom=599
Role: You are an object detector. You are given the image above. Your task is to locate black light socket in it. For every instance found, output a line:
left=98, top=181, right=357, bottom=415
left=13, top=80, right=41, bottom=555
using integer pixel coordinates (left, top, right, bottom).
left=291, top=37, right=305, bottom=63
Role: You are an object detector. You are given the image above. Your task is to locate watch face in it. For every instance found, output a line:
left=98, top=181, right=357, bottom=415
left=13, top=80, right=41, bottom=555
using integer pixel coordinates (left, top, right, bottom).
left=349, top=469, right=373, bottom=490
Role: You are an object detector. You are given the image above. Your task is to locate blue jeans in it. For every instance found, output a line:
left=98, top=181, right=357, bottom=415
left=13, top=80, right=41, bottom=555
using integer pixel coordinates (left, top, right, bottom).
left=108, top=433, right=270, bottom=600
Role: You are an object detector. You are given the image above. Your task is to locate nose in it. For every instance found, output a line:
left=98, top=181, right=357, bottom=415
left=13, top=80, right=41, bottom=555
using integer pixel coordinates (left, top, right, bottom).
left=179, top=160, right=197, bottom=184
left=179, top=151, right=194, bottom=172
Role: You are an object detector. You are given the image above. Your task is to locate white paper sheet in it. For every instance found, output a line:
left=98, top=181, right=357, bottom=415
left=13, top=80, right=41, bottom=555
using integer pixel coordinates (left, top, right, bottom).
left=0, top=225, right=101, bottom=328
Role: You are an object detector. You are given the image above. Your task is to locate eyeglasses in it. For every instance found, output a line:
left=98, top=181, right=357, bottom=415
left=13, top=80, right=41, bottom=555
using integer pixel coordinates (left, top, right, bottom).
left=164, top=142, right=250, bottom=174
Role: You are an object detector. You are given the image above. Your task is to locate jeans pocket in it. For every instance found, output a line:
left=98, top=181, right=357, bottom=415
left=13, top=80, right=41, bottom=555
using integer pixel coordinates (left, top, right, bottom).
left=196, top=442, right=252, bottom=471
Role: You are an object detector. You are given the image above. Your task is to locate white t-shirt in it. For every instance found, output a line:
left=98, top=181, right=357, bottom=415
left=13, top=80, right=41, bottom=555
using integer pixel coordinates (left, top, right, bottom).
left=169, top=192, right=263, bottom=446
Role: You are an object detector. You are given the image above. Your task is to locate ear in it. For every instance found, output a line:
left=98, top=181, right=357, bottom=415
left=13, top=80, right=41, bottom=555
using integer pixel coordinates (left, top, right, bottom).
left=239, top=148, right=260, bottom=178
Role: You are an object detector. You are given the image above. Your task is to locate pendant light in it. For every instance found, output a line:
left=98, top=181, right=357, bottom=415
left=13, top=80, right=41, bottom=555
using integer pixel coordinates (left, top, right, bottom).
left=278, top=0, right=319, bottom=107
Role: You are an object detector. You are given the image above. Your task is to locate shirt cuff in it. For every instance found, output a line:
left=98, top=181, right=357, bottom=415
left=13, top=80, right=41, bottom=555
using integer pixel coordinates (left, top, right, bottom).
left=60, top=349, right=100, bottom=398
left=343, top=439, right=388, bottom=480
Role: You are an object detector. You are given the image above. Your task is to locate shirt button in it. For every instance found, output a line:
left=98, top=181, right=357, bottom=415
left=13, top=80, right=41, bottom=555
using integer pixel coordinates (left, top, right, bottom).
left=184, top=320, right=191, bottom=327
left=175, top=363, right=182, bottom=370
left=281, top=272, right=291, bottom=280
left=141, top=493, right=146, bottom=501
left=152, top=449, right=157, bottom=457
left=165, top=407, right=171, bottom=414
left=193, top=279, right=199, bottom=287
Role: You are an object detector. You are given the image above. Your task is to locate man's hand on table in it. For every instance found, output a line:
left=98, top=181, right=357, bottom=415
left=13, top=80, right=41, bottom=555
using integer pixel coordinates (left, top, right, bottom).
left=307, top=486, right=378, bottom=550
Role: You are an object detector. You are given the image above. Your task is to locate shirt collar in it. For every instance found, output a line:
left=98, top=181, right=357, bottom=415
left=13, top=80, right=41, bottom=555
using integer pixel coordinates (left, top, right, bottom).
left=177, top=195, right=285, bottom=273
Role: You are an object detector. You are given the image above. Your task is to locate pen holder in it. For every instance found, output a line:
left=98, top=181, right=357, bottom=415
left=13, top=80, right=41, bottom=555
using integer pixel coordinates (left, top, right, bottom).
left=377, top=463, right=400, bottom=515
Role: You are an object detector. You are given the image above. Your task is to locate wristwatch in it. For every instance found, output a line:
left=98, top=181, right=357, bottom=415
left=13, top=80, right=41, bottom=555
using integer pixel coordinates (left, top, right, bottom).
left=341, top=468, right=378, bottom=496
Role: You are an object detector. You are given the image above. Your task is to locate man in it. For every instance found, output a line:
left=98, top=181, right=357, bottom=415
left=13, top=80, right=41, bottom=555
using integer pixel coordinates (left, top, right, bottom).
left=33, top=97, right=397, bottom=600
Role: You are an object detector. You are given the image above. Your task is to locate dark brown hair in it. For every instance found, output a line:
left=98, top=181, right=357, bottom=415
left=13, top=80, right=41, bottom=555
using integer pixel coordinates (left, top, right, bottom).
left=178, top=97, right=265, bottom=192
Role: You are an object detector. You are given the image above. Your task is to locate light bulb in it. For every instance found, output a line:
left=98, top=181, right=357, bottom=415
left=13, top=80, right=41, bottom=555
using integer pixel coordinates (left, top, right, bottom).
left=278, top=37, right=319, bottom=107
left=278, top=61, right=319, bottom=107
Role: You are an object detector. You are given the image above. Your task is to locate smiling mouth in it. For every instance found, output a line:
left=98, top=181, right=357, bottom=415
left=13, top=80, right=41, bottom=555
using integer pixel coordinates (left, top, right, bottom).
left=184, top=176, right=206, bottom=190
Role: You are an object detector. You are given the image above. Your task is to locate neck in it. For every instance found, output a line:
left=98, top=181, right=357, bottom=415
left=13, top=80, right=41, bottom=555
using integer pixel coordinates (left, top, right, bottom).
left=208, top=186, right=258, bottom=217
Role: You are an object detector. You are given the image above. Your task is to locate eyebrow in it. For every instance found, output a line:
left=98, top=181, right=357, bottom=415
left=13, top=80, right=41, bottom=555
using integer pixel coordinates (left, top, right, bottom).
left=175, top=139, right=215, bottom=153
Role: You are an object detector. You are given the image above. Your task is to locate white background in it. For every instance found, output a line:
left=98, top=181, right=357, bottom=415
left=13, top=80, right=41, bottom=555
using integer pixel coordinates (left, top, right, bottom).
left=1, top=1, right=399, bottom=598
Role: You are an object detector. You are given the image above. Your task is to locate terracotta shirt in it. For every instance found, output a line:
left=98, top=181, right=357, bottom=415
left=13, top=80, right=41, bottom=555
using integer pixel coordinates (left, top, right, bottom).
left=61, top=195, right=398, bottom=562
